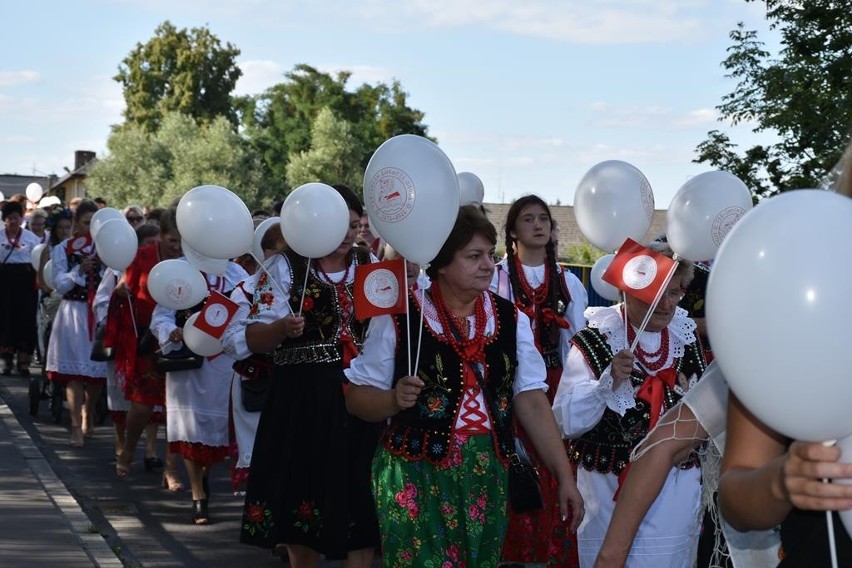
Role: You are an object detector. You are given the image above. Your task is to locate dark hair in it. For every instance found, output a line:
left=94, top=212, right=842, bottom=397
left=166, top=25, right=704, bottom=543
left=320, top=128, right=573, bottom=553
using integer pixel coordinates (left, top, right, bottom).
left=251, top=208, right=271, bottom=218
left=158, top=208, right=179, bottom=237
left=135, top=223, right=160, bottom=245
left=426, top=205, right=497, bottom=280
left=145, top=207, right=165, bottom=224
left=94, top=197, right=107, bottom=206
left=1, top=200, right=24, bottom=218
left=332, top=184, right=363, bottom=217
left=74, top=199, right=99, bottom=220
left=502, top=195, right=564, bottom=318
left=272, top=199, right=284, bottom=216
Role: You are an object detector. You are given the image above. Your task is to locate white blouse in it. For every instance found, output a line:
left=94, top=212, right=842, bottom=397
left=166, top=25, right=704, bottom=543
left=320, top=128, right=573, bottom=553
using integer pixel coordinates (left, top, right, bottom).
left=0, top=228, right=41, bottom=265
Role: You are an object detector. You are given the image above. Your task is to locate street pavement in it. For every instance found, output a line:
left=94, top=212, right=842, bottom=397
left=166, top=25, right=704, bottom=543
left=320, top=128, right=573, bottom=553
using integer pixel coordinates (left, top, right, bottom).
left=0, top=367, right=376, bottom=567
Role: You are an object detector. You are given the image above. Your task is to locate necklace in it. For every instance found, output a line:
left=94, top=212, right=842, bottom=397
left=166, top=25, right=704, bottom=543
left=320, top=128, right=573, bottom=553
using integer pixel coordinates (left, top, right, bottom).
left=513, top=254, right=549, bottom=306
left=315, top=256, right=354, bottom=322
left=626, top=323, right=670, bottom=371
left=429, top=283, right=487, bottom=362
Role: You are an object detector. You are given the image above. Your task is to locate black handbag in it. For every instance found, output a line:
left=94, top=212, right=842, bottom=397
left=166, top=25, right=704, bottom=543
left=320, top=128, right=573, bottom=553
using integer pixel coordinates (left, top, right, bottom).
left=507, top=441, right=544, bottom=513
left=90, top=323, right=114, bottom=362
left=234, top=355, right=273, bottom=412
left=156, top=345, right=204, bottom=372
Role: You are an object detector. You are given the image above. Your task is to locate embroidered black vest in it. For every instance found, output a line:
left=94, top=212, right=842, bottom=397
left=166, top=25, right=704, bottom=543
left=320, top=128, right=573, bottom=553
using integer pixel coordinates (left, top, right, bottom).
left=271, top=248, right=371, bottom=366
left=382, top=292, right=518, bottom=467
left=568, top=326, right=706, bottom=475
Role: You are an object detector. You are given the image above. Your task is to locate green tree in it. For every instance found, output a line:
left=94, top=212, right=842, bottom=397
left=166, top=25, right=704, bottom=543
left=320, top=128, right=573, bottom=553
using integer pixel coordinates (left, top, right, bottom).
left=285, top=107, right=365, bottom=193
left=695, top=1, right=852, bottom=198
left=565, top=242, right=605, bottom=266
left=87, top=112, right=268, bottom=208
left=239, top=64, right=430, bottom=195
left=115, top=21, right=242, bottom=131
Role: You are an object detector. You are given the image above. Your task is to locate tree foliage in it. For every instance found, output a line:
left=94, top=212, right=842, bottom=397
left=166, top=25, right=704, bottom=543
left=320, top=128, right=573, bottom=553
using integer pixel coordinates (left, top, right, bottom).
left=565, top=242, right=605, bottom=266
left=87, top=112, right=267, bottom=208
left=285, top=107, right=365, bottom=193
left=239, top=64, right=431, bottom=195
left=695, top=1, right=852, bottom=198
left=114, top=21, right=242, bottom=131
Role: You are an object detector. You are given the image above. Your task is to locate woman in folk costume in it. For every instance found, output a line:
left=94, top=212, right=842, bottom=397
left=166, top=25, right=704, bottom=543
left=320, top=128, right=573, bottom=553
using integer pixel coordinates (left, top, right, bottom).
left=109, top=215, right=183, bottom=489
left=491, top=194, right=587, bottom=566
left=552, top=243, right=706, bottom=568
left=239, top=185, right=381, bottom=568
left=345, top=205, right=584, bottom=567
left=45, top=199, right=107, bottom=447
left=150, top=259, right=249, bottom=524
left=0, top=200, right=42, bottom=376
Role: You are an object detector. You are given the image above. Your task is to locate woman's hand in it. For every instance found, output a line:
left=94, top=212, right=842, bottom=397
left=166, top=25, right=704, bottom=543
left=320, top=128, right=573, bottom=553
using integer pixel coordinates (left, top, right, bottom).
left=778, top=441, right=852, bottom=511
left=393, top=376, right=423, bottom=410
left=167, top=328, right=184, bottom=345
left=610, top=349, right=635, bottom=389
left=558, top=474, right=585, bottom=533
left=113, top=281, right=130, bottom=298
left=281, top=314, right=305, bottom=339
left=80, top=256, right=99, bottom=273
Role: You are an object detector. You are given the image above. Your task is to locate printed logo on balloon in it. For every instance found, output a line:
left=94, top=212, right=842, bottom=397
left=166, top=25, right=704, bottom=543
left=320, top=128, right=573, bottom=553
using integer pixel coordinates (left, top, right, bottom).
left=711, top=206, right=746, bottom=247
left=369, top=167, right=416, bottom=224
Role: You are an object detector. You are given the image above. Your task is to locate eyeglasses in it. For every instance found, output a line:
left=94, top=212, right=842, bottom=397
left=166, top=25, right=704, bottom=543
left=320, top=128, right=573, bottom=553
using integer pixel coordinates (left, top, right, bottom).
left=662, top=288, right=686, bottom=302
left=126, top=216, right=143, bottom=223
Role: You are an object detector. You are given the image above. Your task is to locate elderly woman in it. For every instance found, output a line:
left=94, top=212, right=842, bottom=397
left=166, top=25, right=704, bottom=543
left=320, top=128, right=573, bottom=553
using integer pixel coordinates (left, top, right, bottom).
left=0, top=200, right=42, bottom=376
left=238, top=185, right=381, bottom=567
left=345, top=205, right=583, bottom=566
left=28, top=208, right=49, bottom=244
left=552, top=244, right=706, bottom=567
left=45, top=199, right=107, bottom=447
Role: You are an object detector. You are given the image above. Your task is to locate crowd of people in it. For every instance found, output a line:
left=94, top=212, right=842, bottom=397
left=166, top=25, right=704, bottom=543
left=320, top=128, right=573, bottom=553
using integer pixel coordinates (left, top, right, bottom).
left=2, top=143, right=852, bottom=568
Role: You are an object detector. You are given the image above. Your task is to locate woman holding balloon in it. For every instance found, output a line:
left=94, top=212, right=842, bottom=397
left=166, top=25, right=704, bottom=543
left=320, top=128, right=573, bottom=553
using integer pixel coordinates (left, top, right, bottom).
left=45, top=199, right=107, bottom=447
left=239, top=184, right=381, bottom=567
left=552, top=243, right=707, bottom=567
left=491, top=194, right=587, bottom=566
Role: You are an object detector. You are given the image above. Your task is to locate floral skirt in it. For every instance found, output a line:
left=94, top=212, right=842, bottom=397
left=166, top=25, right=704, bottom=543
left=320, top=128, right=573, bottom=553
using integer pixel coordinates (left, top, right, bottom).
left=240, top=362, right=382, bottom=559
left=373, top=433, right=508, bottom=567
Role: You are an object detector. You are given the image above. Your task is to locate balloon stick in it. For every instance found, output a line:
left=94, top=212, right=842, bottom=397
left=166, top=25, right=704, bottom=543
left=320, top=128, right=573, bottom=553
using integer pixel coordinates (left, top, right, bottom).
left=629, top=261, right=679, bottom=353
left=298, top=259, right=311, bottom=317
left=411, top=266, right=427, bottom=377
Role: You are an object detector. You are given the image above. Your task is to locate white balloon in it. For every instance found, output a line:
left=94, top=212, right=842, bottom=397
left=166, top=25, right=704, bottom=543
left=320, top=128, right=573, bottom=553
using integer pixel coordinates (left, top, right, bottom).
left=364, top=135, right=460, bottom=266
left=182, top=240, right=228, bottom=276
left=38, top=195, right=61, bottom=208
left=42, top=260, right=55, bottom=289
left=90, top=208, right=126, bottom=240
left=707, top=190, right=852, bottom=442
left=458, top=171, right=485, bottom=205
left=252, top=216, right=281, bottom=262
left=667, top=171, right=753, bottom=262
left=94, top=219, right=138, bottom=271
left=182, top=312, right=223, bottom=357
left=147, top=259, right=209, bottom=311
left=280, top=183, right=349, bottom=259
left=30, top=243, right=47, bottom=271
left=574, top=160, right=655, bottom=252
left=0, top=191, right=5, bottom=201
left=590, top=254, right=621, bottom=302
left=25, top=183, right=44, bottom=202
left=176, top=185, right=254, bottom=259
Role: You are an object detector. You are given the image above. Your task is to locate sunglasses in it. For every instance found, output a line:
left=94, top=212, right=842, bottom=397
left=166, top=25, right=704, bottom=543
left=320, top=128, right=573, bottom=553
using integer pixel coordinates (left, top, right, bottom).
left=126, top=216, right=143, bottom=222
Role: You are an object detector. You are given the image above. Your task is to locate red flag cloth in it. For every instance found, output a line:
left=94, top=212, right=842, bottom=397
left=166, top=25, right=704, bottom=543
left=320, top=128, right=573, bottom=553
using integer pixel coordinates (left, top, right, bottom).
left=354, top=258, right=407, bottom=320
left=602, top=238, right=678, bottom=305
left=193, top=290, right=239, bottom=339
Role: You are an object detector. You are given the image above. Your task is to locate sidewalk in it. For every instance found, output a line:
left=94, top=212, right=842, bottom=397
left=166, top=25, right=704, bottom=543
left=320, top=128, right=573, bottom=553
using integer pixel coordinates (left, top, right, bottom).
left=0, top=398, right=120, bottom=567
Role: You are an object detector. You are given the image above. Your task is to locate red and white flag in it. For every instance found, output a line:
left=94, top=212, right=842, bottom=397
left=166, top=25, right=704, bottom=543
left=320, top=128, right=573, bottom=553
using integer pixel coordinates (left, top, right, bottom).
left=602, top=238, right=678, bottom=305
left=354, top=258, right=407, bottom=320
left=193, top=290, right=240, bottom=339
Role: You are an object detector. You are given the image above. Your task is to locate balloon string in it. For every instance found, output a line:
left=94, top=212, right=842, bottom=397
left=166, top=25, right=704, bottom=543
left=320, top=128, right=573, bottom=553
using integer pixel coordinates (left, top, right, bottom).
left=412, top=266, right=427, bottom=376
left=126, top=282, right=138, bottom=338
left=405, top=269, right=411, bottom=376
left=298, top=259, right=311, bottom=317
left=629, top=261, right=679, bottom=353
left=250, top=253, right=290, bottom=303
left=823, top=440, right=839, bottom=568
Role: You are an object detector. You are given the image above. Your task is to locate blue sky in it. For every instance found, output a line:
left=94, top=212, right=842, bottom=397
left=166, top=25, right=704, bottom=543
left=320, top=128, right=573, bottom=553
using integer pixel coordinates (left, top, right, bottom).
left=1, top=0, right=776, bottom=208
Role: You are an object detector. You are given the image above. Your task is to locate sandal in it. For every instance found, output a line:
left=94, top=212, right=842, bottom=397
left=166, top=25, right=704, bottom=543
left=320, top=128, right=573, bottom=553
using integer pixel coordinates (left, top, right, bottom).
left=191, top=499, right=209, bottom=525
left=162, top=470, right=185, bottom=492
left=70, top=428, right=84, bottom=448
left=115, top=462, right=131, bottom=479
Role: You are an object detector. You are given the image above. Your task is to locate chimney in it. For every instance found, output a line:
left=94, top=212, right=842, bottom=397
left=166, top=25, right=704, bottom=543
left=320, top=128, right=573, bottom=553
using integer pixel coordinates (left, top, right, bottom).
left=74, top=150, right=96, bottom=171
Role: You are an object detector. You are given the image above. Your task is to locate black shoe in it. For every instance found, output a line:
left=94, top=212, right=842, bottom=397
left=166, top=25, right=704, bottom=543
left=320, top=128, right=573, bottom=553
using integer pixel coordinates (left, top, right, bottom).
left=144, top=457, right=164, bottom=472
left=191, top=499, right=209, bottom=525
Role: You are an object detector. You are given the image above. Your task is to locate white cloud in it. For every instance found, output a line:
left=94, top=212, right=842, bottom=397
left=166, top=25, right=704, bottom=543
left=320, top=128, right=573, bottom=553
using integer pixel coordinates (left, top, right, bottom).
left=235, top=60, right=285, bottom=96
left=0, top=70, right=40, bottom=86
left=588, top=102, right=717, bottom=130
